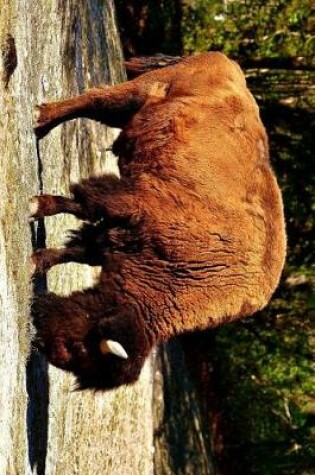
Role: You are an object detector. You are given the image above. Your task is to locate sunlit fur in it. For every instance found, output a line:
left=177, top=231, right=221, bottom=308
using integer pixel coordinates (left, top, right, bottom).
left=31, top=53, right=286, bottom=390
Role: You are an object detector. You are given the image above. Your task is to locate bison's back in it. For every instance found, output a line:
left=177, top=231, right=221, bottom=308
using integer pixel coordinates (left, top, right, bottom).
left=111, top=52, right=286, bottom=336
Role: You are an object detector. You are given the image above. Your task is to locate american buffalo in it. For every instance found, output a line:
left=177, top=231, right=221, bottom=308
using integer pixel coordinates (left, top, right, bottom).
left=30, top=52, right=286, bottom=390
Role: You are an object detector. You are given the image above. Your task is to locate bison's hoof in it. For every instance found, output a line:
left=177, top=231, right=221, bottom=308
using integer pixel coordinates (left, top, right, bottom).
left=33, top=105, right=42, bottom=127
left=33, top=104, right=53, bottom=138
left=30, top=255, right=37, bottom=277
left=29, top=197, right=39, bottom=221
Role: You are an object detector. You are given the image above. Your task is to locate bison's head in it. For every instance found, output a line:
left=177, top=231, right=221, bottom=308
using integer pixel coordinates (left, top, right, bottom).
left=32, top=294, right=152, bottom=390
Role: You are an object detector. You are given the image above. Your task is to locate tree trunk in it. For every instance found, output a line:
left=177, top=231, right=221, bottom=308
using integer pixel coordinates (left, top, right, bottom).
left=153, top=340, right=215, bottom=475
left=0, top=1, right=154, bottom=474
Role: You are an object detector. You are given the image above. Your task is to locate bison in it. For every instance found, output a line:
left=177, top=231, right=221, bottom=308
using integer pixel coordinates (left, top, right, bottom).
left=30, top=52, right=286, bottom=390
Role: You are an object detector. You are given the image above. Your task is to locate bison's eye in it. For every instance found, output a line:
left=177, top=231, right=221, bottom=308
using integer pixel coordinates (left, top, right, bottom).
left=99, top=339, right=128, bottom=359
left=71, top=341, right=88, bottom=358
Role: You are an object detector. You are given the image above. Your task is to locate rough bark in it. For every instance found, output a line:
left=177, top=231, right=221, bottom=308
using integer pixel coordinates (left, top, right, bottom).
left=0, top=1, right=154, bottom=474
left=153, top=340, right=215, bottom=475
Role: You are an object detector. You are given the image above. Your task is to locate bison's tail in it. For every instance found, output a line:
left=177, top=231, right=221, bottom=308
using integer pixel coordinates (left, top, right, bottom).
left=125, top=54, right=182, bottom=79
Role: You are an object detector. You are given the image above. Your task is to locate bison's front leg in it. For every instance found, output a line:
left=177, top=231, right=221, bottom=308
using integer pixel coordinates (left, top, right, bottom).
left=29, top=194, right=86, bottom=220
left=30, top=247, right=102, bottom=276
left=30, top=175, right=141, bottom=223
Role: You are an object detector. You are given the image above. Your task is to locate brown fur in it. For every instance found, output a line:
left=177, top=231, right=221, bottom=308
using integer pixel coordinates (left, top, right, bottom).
left=31, top=52, right=286, bottom=390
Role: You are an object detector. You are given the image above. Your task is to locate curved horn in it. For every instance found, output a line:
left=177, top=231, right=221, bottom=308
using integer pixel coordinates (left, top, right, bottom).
left=100, top=339, right=128, bottom=359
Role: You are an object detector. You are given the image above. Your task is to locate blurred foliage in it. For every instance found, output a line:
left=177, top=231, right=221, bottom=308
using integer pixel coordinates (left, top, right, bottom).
left=182, top=0, right=314, bottom=60
left=260, top=95, right=314, bottom=268
left=114, top=1, right=314, bottom=473
left=211, top=280, right=315, bottom=474
left=115, top=0, right=314, bottom=63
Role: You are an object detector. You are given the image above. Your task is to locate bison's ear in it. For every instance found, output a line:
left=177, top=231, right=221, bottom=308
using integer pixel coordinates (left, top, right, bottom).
left=99, top=339, right=128, bottom=359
